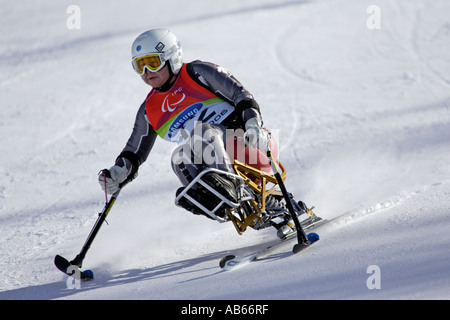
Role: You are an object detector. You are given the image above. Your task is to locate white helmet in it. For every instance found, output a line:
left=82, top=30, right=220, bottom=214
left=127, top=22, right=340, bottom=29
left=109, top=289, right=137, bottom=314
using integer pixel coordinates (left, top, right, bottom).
left=131, top=29, right=183, bottom=75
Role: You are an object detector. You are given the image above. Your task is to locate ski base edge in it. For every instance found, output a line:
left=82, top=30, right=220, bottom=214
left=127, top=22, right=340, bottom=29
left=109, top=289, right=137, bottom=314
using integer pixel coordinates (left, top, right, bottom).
left=220, top=232, right=319, bottom=271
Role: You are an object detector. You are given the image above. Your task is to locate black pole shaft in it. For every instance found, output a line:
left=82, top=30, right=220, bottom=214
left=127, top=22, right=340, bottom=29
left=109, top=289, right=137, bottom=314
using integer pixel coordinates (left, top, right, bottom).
left=70, top=189, right=120, bottom=268
left=267, top=150, right=308, bottom=245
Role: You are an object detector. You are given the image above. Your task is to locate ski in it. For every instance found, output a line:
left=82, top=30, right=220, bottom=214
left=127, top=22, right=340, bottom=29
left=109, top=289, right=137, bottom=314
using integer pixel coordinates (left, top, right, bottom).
left=300, top=215, right=328, bottom=231
left=54, top=255, right=94, bottom=281
left=219, top=232, right=319, bottom=271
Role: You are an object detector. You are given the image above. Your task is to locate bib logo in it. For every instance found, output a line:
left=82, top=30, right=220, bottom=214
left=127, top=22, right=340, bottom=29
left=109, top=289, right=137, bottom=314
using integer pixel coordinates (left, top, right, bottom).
left=166, top=103, right=232, bottom=140
left=162, top=93, right=186, bottom=113
left=167, top=103, right=203, bottom=139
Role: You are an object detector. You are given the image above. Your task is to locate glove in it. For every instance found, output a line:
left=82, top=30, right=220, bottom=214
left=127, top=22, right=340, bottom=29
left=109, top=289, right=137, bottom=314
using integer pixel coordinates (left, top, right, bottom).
left=98, top=165, right=128, bottom=194
left=244, top=117, right=270, bottom=152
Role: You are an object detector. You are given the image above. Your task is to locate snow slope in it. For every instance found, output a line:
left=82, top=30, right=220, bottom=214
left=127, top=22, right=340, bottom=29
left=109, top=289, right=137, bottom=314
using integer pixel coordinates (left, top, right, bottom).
left=1, top=0, right=449, bottom=301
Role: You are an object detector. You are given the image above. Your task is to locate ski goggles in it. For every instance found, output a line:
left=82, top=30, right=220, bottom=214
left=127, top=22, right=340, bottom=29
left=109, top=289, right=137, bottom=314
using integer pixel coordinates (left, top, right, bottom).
left=132, top=53, right=165, bottom=74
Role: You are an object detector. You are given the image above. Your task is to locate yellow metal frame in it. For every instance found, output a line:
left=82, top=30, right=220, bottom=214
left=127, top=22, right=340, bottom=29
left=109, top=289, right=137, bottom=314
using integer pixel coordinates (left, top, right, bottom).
left=226, top=159, right=287, bottom=234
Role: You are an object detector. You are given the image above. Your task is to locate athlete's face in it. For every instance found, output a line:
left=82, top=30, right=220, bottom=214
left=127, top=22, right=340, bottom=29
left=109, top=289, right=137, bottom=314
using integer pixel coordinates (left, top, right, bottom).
left=141, top=63, right=171, bottom=88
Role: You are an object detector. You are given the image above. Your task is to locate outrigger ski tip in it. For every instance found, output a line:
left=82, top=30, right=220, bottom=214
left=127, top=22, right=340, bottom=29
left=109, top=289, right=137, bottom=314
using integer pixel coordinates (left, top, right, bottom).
left=54, top=255, right=94, bottom=281
left=293, top=232, right=320, bottom=253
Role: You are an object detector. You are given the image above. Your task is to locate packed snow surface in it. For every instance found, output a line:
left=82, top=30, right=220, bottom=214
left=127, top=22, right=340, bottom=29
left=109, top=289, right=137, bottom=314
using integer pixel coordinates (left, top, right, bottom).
left=1, top=0, right=449, bottom=300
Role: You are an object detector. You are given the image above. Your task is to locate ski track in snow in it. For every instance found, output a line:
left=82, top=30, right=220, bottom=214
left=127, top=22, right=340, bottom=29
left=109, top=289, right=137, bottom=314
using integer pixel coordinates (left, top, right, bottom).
left=1, top=0, right=450, bottom=300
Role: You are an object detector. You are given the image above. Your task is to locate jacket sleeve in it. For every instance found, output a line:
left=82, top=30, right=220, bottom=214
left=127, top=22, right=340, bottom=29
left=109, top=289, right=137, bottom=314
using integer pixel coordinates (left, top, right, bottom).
left=186, top=61, right=261, bottom=123
left=116, top=101, right=157, bottom=178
